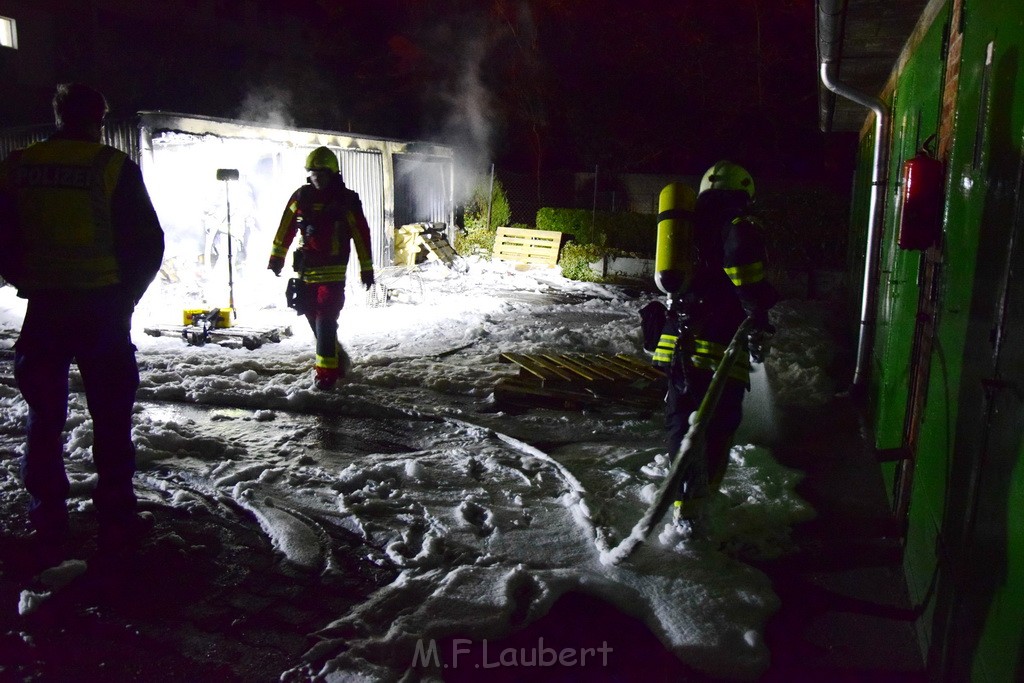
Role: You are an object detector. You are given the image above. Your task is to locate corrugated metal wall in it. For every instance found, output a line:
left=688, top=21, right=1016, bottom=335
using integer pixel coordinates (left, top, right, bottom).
left=416, top=160, right=451, bottom=225
left=0, top=125, right=51, bottom=159
left=103, top=119, right=141, bottom=164
left=0, top=118, right=140, bottom=162
left=338, top=149, right=386, bottom=268
left=918, top=2, right=1024, bottom=679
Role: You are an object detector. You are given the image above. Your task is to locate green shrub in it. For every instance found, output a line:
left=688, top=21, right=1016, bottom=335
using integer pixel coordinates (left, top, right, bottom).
left=464, top=178, right=511, bottom=231
left=536, top=207, right=599, bottom=245
left=456, top=178, right=516, bottom=257
left=559, top=242, right=605, bottom=281
left=536, top=207, right=656, bottom=255
left=454, top=225, right=495, bottom=257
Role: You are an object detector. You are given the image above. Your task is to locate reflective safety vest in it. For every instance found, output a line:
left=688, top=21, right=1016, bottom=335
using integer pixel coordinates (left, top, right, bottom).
left=271, top=182, right=373, bottom=284
left=2, top=139, right=126, bottom=290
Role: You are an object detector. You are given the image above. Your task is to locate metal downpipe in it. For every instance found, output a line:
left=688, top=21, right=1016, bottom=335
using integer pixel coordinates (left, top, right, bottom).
left=821, top=62, right=888, bottom=390
left=816, top=0, right=890, bottom=392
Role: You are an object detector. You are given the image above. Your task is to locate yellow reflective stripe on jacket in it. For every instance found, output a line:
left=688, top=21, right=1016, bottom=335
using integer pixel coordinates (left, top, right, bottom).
left=691, top=337, right=750, bottom=383
left=692, top=338, right=727, bottom=357
left=331, top=215, right=342, bottom=255
left=652, top=333, right=677, bottom=364
left=302, top=264, right=347, bottom=283
left=723, top=261, right=765, bottom=286
left=690, top=353, right=750, bottom=383
left=271, top=197, right=299, bottom=258
left=10, top=140, right=124, bottom=289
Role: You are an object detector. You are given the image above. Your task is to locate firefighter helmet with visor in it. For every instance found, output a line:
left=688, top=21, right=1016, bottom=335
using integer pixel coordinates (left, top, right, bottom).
left=305, top=146, right=340, bottom=174
left=699, top=161, right=754, bottom=198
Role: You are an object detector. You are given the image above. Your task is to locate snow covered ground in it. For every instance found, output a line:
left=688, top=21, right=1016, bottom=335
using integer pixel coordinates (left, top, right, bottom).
left=0, top=257, right=836, bottom=681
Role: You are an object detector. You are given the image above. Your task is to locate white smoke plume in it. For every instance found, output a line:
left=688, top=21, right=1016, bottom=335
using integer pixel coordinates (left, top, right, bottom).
left=235, top=85, right=296, bottom=129
left=406, top=3, right=542, bottom=203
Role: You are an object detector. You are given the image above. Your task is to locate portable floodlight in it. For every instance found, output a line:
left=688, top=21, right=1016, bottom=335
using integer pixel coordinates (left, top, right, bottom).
left=216, top=168, right=240, bottom=318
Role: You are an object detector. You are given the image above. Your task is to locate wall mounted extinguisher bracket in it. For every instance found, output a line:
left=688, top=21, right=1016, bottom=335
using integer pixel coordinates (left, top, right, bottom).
left=898, top=134, right=945, bottom=251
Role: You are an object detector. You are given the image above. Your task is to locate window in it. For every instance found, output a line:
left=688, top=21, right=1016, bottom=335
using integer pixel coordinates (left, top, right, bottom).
left=0, top=16, right=16, bottom=50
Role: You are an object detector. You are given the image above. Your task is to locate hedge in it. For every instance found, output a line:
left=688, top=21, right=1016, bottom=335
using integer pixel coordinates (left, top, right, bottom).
left=535, top=207, right=656, bottom=256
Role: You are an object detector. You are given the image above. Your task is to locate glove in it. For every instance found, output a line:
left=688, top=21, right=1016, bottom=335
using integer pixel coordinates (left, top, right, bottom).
left=747, top=323, right=775, bottom=364
left=268, top=256, right=284, bottom=277
left=361, top=270, right=375, bottom=290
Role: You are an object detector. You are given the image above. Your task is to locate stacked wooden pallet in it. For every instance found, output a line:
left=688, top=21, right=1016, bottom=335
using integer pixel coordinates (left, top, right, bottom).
left=419, top=232, right=458, bottom=266
left=394, top=223, right=458, bottom=268
left=495, top=352, right=665, bottom=410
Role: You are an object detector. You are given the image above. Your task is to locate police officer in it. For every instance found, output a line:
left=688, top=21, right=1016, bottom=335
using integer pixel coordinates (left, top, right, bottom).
left=662, top=161, right=778, bottom=538
left=0, top=83, right=165, bottom=547
left=268, top=147, right=374, bottom=390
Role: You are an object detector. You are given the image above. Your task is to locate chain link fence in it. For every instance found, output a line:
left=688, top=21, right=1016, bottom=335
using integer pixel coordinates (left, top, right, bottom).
left=495, top=170, right=657, bottom=224
left=466, top=167, right=700, bottom=228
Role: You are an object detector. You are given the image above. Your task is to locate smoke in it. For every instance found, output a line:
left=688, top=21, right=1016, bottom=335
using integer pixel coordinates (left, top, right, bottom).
left=444, top=36, right=496, bottom=187
left=406, top=2, right=542, bottom=203
left=235, top=85, right=296, bottom=129
left=412, top=15, right=500, bottom=204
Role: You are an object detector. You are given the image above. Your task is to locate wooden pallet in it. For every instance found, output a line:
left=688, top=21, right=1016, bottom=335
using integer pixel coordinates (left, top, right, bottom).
left=495, top=352, right=665, bottom=410
left=419, top=233, right=458, bottom=267
left=492, top=227, right=563, bottom=266
left=395, top=223, right=459, bottom=268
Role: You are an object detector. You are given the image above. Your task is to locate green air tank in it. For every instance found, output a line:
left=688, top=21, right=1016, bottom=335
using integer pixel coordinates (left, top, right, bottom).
left=655, top=182, right=696, bottom=298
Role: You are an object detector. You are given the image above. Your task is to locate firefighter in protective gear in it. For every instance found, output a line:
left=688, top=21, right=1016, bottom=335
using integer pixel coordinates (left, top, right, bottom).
left=650, top=160, right=777, bottom=537
left=0, top=83, right=165, bottom=547
left=268, top=146, right=375, bottom=390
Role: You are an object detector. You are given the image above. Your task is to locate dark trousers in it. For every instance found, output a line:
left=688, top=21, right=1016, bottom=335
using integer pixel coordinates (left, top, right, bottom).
left=303, top=281, right=345, bottom=379
left=15, top=289, right=140, bottom=527
left=666, top=365, right=746, bottom=517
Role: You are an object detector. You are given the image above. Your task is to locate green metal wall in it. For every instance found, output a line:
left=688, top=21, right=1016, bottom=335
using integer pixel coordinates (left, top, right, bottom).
left=926, top=2, right=1024, bottom=678
left=885, top=6, right=951, bottom=663
left=856, top=10, right=942, bottom=454
left=847, top=1, right=1024, bottom=680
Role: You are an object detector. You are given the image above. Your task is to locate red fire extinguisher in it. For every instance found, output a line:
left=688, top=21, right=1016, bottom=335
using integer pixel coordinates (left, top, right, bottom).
left=898, top=135, right=944, bottom=250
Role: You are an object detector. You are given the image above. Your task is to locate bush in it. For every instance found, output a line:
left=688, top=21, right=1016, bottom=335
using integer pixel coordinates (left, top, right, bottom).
left=464, top=178, right=511, bottom=231
left=558, top=243, right=646, bottom=282
left=536, top=207, right=656, bottom=255
left=536, top=207, right=598, bottom=245
left=455, top=179, right=516, bottom=257
left=454, top=225, right=495, bottom=257
left=559, top=242, right=605, bottom=281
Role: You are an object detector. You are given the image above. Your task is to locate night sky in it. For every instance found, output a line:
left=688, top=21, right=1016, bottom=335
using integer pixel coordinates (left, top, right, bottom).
left=7, top=0, right=856, bottom=185
left=315, top=0, right=856, bottom=184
